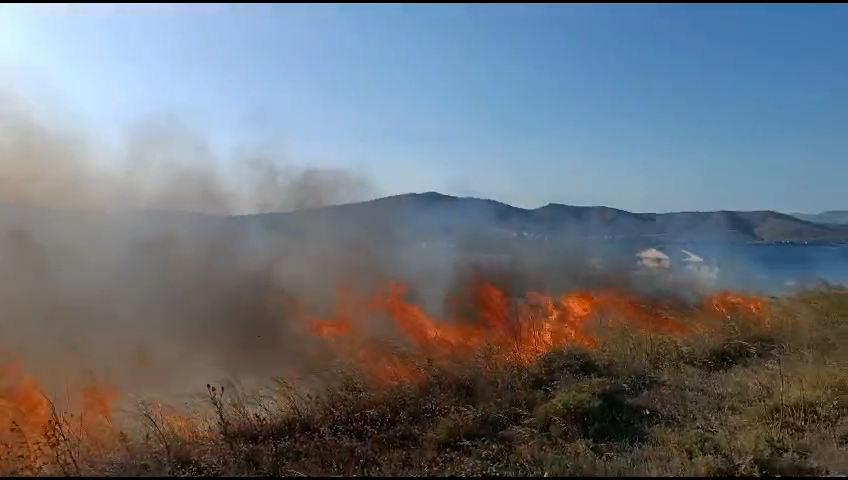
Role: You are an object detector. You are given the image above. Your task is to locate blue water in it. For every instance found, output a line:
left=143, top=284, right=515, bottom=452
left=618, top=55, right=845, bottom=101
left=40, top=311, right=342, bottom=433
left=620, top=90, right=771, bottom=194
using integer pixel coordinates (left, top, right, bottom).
left=403, top=239, right=848, bottom=297
left=670, top=243, right=848, bottom=293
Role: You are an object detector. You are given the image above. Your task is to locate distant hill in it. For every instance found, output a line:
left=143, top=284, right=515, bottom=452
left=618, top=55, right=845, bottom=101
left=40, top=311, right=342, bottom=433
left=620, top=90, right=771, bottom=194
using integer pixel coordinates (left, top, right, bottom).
left=237, top=192, right=848, bottom=244
left=1, top=193, right=847, bottom=246
left=792, top=211, right=848, bottom=226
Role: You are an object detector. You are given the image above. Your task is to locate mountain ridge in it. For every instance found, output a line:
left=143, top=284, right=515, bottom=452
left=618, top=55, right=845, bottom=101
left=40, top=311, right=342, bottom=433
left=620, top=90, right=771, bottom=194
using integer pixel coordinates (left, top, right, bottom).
left=792, top=211, right=848, bottom=225
left=235, top=192, right=848, bottom=244
left=0, top=193, right=844, bottom=244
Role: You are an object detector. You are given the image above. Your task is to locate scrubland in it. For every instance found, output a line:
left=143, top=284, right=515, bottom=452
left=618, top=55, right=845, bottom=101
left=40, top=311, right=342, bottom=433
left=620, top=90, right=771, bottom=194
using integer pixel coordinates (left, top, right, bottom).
left=1, top=283, right=847, bottom=477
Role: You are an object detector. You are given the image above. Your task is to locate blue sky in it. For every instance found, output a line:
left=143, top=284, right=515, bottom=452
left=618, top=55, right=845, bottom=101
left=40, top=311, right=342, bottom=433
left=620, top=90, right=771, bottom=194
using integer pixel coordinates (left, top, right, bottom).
left=0, top=4, right=846, bottom=213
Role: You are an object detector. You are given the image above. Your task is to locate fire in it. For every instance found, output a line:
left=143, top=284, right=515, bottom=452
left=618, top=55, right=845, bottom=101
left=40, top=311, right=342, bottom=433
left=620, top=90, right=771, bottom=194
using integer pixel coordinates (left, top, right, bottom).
left=307, top=282, right=771, bottom=385
left=0, top=359, right=208, bottom=474
left=309, top=319, right=354, bottom=337
left=708, top=290, right=768, bottom=318
left=0, top=277, right=771, bottom=473
left=0, top=363, right=50, bottom=439
left=0, top=362, right=121, bottom=474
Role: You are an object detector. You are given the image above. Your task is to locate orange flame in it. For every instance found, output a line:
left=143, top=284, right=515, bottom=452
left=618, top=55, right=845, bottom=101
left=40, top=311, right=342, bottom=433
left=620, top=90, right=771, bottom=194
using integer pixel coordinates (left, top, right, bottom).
left=0, top=278, right=771, bottom=473
left=708, top=290, right=768, bottom=318
left=0, top=361, right=125, bottom=473
left=307, top=282, right=771, bottom=385
left=0, top=357, right=212, bottom=474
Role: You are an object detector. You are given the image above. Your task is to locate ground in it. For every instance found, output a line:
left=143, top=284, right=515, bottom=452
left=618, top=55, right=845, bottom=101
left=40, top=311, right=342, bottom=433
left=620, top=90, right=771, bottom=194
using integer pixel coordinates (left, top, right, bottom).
left=4, top=287, right=848, bottom=477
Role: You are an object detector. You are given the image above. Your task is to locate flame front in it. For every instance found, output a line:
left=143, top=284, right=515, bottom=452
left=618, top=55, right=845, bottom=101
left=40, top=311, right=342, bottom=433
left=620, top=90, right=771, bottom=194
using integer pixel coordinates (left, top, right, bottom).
left=0, top=361, right=208, bottom=474
left=0, top=279, right=770, bottom=473
left=308, top=282, right=770, bottom=385
left=0, top=362, right=122, bottom=473
left=709, top=290, right=767, bottom=318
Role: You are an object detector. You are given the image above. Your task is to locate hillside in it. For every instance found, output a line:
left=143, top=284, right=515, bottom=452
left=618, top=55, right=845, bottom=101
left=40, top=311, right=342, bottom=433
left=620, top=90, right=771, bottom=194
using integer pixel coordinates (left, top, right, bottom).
left=0, top=195, right=845, bottom=266
left=237, top=192, right=848, bottom=244
left=793, top=211, right=848, bottom=226
left=1, top=194, right=845, bottom=245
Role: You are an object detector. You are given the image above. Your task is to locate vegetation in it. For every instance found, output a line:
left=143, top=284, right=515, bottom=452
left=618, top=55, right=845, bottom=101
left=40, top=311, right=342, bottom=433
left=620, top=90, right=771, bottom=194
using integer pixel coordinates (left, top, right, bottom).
left=3, top=287, right=848, bottom=477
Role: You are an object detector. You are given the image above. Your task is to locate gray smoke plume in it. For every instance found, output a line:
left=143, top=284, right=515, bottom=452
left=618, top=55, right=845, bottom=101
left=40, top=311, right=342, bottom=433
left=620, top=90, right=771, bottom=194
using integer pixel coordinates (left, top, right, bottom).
left=0, top=84, right=747, bottom=406
left=0, top=86, right=383, bottom=401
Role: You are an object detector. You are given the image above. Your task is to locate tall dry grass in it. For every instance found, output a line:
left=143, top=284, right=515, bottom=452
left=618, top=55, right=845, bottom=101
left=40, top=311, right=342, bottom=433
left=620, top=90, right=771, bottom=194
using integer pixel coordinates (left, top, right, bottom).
left=1, top=286, right=847, bottom=477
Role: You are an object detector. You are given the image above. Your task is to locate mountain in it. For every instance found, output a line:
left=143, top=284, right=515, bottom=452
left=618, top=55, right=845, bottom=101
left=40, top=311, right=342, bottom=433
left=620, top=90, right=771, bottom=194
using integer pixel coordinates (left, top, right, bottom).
left=792, top=211, right=848, bottom=225
left=236, top=192, right=848, bottom=244
left=1, top=193, right=847, bottom=246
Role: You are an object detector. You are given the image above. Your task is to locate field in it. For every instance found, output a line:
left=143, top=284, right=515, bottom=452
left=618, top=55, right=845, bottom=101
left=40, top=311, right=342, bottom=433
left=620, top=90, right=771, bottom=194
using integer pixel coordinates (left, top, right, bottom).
left=1, top=283, right=847, bottom=477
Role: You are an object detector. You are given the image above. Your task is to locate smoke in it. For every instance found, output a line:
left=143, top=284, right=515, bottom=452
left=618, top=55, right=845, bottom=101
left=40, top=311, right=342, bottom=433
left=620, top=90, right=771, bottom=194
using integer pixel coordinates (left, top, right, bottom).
left=0, top=84, right=784, bottom=405
left=0, top=89, right=375, bottom=215
left=0, top=86, right=385, bottom=400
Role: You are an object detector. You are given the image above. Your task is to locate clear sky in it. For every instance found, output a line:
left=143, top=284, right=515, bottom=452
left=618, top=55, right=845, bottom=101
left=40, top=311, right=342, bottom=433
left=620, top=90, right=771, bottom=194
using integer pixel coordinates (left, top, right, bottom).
left=0, top=4, right=846, bottom=213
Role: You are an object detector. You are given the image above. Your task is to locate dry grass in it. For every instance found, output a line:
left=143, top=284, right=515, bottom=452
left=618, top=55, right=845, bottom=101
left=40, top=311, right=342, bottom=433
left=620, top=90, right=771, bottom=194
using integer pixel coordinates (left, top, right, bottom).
left=4, top=286, right=848, bottom=477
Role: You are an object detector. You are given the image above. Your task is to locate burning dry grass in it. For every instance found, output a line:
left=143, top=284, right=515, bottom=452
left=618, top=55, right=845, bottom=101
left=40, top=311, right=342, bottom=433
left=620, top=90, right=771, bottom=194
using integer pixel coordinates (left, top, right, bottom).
left=1, top=283, right=847, bottom=477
